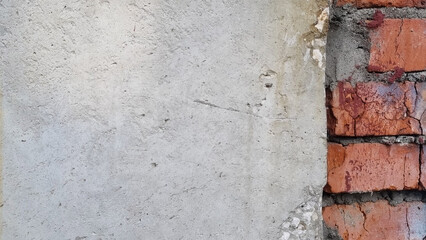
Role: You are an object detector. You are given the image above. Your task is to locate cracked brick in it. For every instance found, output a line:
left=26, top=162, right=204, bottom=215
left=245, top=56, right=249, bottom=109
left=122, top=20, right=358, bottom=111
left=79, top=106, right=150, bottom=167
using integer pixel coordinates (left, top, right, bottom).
left=323, top=201, right=426, bottom=240
left=421, top=146, right=426, bottom=189
left=328, top=81, right=422, bottom=137
left=413, top=82, right=426, bottom=135
left=326, top=143, right=420, bottom=193
left=369, top=19, right=426, bottom=72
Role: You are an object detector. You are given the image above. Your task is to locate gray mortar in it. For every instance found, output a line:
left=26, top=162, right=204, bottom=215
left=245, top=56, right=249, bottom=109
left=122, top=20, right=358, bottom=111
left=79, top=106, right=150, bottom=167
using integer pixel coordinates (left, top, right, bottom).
left=328, top=135, right=426, bottom=145
left=326, top=5, right=426, bottom=89
left=323, top=190, right=426, bottom=207
left=323, top=222, right=343, bottom=240
left=333, top=5, right=426, bottom=19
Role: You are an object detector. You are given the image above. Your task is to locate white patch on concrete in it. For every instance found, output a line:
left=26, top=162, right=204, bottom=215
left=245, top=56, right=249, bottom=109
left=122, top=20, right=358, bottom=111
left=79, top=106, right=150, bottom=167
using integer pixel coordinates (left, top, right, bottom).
left=308, top=6, right=329, bottom=71
left=315, top=7, right=330, bottom=33
left=313, top=49, right=324, bottom=69
left=313, top=39, right=326, bottom=48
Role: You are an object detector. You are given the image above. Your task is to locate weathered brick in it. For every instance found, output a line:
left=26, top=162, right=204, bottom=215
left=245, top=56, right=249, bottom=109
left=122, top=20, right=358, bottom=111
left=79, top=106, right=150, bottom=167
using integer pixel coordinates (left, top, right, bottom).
left=328, top=81, right=421, bottom=137
left=421, top=146, right=426, bottom=189
left=369, top=19, right=426, bottom=72
left=337, top=0, right=426, bottom=8
left=413, top=82, right=426, bottom=135
left=323, top=201, right=426, bottom=240
left=326, top=143, right=420, bottom=193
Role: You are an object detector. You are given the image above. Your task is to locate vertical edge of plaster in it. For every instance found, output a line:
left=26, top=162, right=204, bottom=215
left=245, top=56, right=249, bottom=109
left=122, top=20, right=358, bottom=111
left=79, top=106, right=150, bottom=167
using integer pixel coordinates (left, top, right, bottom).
left=279, top=0, right=330, bottom=238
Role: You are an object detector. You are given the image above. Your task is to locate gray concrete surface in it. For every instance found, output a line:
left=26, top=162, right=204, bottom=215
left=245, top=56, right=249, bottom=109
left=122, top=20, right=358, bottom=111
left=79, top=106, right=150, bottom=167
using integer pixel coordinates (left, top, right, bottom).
left=0, top=1, right=327, bottom=239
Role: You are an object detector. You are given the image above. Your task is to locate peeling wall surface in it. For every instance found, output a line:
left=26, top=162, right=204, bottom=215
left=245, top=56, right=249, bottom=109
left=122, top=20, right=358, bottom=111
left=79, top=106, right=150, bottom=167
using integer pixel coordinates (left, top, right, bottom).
left=0, top=1, right=327, bottom=239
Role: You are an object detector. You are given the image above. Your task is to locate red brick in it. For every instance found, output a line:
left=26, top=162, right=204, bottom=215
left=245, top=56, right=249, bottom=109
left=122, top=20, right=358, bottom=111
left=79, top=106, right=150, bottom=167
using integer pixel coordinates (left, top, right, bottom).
left=421, top=146, right=426, bottom=189
left=323, top=201, right=426, bottom=240
left=413, top=82, right=426, bottom=135
left=326, top=143, right=420, bottom=193
left=337, top=0, right=426, bottom=8
left=323, top=203, right=365, bottom=239
left=327, top=143, right=346, bottom=171
left=369, top=19, right=426, bottom=72
left=328, top=81, right=421, bottom=137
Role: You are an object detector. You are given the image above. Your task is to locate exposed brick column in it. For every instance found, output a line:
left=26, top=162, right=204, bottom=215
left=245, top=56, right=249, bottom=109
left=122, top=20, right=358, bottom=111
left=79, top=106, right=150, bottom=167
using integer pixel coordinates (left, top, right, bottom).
left=324, top=1, right=426, bottom=239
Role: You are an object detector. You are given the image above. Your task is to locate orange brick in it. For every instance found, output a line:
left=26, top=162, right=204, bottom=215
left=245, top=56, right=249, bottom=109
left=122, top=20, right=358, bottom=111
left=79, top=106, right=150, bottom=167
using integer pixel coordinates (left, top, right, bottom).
left=337, top=0, right=426, bottom=7
left=327, top=143, right=346, bottom=171
left=369, top=19, right=426, bottom=72
left=328, top=81, right=421, bottom=137
left=326, top=143, right=420, bottom=193
left=323, top=201, right=426, bottom=240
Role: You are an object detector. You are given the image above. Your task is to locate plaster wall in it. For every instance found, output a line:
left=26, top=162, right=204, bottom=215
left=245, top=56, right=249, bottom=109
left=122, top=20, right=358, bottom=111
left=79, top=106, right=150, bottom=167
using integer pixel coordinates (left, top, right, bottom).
left=0, top=1, right=327, bottom=239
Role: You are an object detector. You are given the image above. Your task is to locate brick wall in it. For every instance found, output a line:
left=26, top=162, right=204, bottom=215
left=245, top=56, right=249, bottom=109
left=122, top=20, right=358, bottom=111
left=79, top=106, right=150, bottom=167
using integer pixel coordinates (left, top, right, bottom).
left=324, top=1, right=426, bottom=239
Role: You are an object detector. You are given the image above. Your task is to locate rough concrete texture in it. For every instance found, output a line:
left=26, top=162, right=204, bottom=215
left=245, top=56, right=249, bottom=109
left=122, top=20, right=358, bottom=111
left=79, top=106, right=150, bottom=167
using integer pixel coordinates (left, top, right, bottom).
left=279, top=187, right=323, bottom=240
left=0, top=0, right=328, bottom=239
left=326, top=6, right=426, bottom=89
left=323, top=200, right=426, bottom=240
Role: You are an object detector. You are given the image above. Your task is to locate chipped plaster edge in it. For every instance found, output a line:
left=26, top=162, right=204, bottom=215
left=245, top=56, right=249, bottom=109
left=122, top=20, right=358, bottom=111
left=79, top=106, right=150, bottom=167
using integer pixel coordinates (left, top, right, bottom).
left=279, top=1, right=330, bottom=239
left=302, top=0, right=330, bottom=71
left=280, top=187, right=324, bottom=240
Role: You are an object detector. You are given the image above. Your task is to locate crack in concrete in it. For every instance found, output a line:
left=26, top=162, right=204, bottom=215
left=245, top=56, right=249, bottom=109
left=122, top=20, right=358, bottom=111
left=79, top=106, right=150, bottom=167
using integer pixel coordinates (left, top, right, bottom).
left=194, top=99, right=262, bottom=118
left=193, top=99, right=295, bottom=121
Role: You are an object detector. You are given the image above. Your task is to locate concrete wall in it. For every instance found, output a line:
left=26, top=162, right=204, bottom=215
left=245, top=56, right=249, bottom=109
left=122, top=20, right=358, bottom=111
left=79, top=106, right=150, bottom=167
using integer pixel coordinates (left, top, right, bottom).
left=0, top=1, right=328, bottom=239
